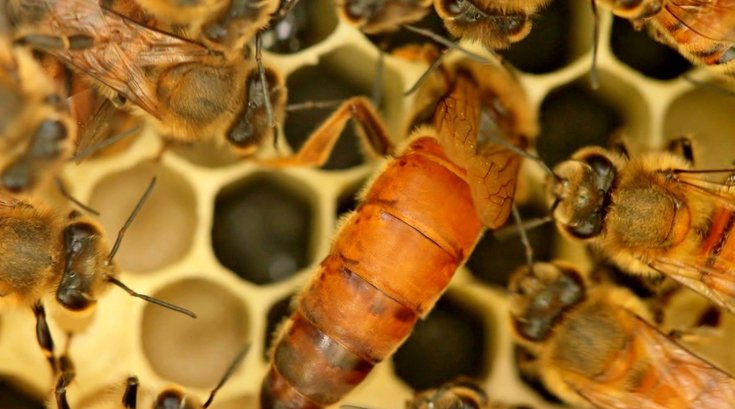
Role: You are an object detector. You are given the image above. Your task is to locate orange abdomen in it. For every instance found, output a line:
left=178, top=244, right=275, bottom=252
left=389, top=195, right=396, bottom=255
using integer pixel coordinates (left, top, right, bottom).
left=260, top=136, right=485, bottom=408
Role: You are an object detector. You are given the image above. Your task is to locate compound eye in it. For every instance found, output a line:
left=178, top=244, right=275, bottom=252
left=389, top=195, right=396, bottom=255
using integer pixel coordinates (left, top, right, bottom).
left=155, top=390, right=184, bottom=409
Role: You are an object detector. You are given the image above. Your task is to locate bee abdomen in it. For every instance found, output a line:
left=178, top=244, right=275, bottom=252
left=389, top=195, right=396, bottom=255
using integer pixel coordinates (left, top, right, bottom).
left=262, top=137, right=484, bottom=408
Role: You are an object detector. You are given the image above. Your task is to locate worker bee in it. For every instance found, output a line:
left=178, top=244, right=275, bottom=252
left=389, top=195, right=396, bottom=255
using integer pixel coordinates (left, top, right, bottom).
left=260, top=50, right=536, bottom=408
left=596, top=0, right=735, bottom=77
left=0, top=10, right=75, bottom=193
left=50, top=344, right=249, bottom=409
left=509, top=261, right=735, bottom=407
left=7, top=0, right=286, bottom=156
left=407, top=378, right=532, bottom=409
left=545, top=142, right=735, bottom=314
left=0, top=179, right=195, bottom=375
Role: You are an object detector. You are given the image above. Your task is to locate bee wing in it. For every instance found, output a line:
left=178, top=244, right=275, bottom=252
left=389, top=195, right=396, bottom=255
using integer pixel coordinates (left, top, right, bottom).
left=666, top=0, right=735, bottom=41
left=570, top=313, right=735, bottom=408
left=649, top=256, right=735, bottom=313
left=433, top=71, right=521, bottom=229
left=16, top=0, right=211, bottom=118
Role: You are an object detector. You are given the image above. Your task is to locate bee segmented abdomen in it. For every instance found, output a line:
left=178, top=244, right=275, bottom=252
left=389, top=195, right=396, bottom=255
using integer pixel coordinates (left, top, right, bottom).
left=261, top=137, right=485, bottom=408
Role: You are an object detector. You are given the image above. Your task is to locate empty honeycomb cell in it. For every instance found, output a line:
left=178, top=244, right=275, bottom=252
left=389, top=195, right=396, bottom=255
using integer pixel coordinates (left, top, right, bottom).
left=610, top=17, right=691, bottom=80
left=664, top=86, right=735, bottom=168
left=141, top=278, right=249, bottom=388
left=263, top=294, right=293, bottom=361
left=500, top=0, right=589, bottom=74
left=89, top=161, right=197, bottom=273
left=212, top=174, right=313, bottom=285
left=283, top=47, right=401, bottom=170
left=392, top=294, right=489, bottom=390
left=365, top=11, right=449, bottom=52
left=0, top=377, right=44, bottom=409
left=262, top=0, right=337, bottom=54
left=467, top=204, right=555, bottom=288
left=536, top=76, right=626, bottom=167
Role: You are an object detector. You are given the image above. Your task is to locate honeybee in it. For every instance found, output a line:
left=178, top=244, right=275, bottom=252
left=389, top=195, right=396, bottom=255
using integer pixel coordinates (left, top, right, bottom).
left=50, top=344, right=249, bottom=409
left=0, top=11, right=75, bottom=193
left=336, top=0, right=548, bottom=49
left=546, top=142, right=735, bottom=314
left=509, top=261, right=735, bottom=407
left=7, top=0, right=286, bottom=156
left=260, top=50, right=536, bottom=407
left=407, top=378, right=532, bottom=409
left=0, top=180, right=195, bottom=375
left=596, top=0, right=735, bottom=77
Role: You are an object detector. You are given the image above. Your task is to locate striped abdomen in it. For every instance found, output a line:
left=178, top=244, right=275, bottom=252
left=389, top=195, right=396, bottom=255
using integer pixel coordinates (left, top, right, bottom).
left=260, top=136, right=485, bottom=408
left=651, top=8, right=735, bottom=70
left=696, top=206, right=735, bottom=270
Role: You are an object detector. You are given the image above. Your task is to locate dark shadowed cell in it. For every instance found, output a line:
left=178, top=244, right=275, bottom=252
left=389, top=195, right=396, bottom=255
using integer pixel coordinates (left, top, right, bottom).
left=610, top=17, right=691, bottom=80
left=536, top=80, right=623, bottom=167
left=261, top=0, right=338, bottom=54
left=212, top=176, right=312, bottom=285
left=393, top=295, right=489, bottom=390
left=285, top=51, right=382, bottom=170
left=467, top=204, right=554, bottom=288
left=0, top=378, right=44, bottom=409
left=365, top=11, right=450, bottom=52
left=499, top=0, right=578, bottom=74
left=263, top=294, right=294, bottom=360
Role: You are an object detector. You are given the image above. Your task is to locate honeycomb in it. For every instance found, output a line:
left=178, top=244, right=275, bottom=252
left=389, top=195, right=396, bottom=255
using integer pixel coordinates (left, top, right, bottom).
left=2, top=1, right=735, bottom=408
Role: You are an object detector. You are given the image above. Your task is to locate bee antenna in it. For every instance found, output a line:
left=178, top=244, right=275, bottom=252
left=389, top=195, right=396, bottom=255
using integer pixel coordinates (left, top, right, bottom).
left=404, top=49, right=447, bottom=96
left=479, top=114, right=560, bottom=182
left=510, top=205, right=535, bottom=272
left=493, top=215, right=553, bottom=240
left=106, top=177, right=157, bottom=264
left=106, top=277, right=197, bottom=318
left=589, top=0, right=600, bottom=90
left=203, top=343, right=251, bottom=408
left=285, top=99, right=346, bottom=112
left=255, top=33, right=278, bottom=151
left=54, top=177, right=100, bottom=216
left=72, top=125, right=142, bottom=163
left=402, top=25, right=501, bottom=66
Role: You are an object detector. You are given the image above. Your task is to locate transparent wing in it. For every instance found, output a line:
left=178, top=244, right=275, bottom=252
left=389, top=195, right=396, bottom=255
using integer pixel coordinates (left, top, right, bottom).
left=666, top=0, right=735, bottom=42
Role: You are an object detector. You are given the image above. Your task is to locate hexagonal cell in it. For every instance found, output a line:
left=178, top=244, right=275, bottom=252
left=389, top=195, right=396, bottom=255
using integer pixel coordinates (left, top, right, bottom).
left=141, top=278, right=249, bottom=388
left=364, top=11, right=449, bottom=52
left=168, top=140, right=242, bottom=169
left=536, top=75, right=630, bottom=167
left=262, top=0, right=338, bottom=54
left=467, top=204, right=555, bottom=288
left=89, top=161, right=197, bottom=273
left=284, top=47, right=402, bottom=170
left=500, top=0, right=590, bottom=73
left=610, top=17, right=691, bottom=80
left=392, top=294, right=490, bottom=390
left=664, top=86, right=735, bottom=168
left=263, top=294, right=293, bottom=361
left=212, top=174, right=313, bottom=285
left=0, top=377, right=44, bottom=409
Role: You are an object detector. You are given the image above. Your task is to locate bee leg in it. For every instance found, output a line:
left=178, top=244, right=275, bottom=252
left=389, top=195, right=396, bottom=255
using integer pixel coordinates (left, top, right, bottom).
left=31, top=302, right=57, bottom=374
left=122, top=376, right=140, bottom=409
left=260, top=96, right=393, bottom=167
left=667, top=136, right=695, bottom=165
left=54, top=335, right=75, bottom=409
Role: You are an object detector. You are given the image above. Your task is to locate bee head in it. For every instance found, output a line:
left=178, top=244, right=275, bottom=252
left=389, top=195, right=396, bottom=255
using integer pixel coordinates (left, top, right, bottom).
left=56, top=220, right=111, bottom=311
left=434, top=0, right=532, bottom=49
left=546, top=148, right=617, bottom=240
left=509, top=262, right=585, bottom=342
